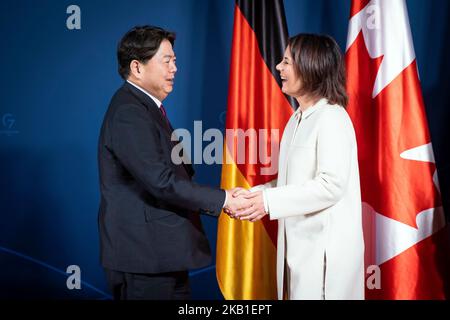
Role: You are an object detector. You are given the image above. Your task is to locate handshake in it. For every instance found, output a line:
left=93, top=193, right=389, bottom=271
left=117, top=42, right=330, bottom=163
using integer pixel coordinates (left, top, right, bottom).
left=223, top=188, right=268, bottom=222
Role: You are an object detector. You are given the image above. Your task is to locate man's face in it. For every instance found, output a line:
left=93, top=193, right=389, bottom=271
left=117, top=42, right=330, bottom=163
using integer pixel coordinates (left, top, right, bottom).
left=138, top=39, right=177, bottom=101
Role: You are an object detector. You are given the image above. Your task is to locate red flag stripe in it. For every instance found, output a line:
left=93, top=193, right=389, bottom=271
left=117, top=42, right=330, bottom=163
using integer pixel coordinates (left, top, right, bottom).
left=350, top=0, right=371, bottom=18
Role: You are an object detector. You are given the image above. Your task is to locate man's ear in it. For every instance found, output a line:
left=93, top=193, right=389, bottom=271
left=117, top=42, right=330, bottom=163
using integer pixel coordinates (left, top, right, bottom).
left=129, top=60, right=141, bottom=79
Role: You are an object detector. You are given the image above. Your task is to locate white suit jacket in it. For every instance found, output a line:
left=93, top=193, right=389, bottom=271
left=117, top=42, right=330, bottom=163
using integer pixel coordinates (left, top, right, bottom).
left=256, top=98, right=365, bottom=300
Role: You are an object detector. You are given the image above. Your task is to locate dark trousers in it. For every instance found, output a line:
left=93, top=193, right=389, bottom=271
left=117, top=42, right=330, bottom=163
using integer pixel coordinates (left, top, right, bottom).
left=105, top=268, right=190, bottom=300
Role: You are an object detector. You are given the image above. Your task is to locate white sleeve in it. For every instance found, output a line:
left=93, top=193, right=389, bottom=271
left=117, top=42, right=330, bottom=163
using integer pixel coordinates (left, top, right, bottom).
left=249, top=179, right=277, bottom=192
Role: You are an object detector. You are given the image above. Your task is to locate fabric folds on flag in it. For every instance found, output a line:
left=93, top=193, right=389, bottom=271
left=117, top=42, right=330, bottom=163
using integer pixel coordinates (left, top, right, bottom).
left=346, top=0, right=450, bottom=299
left=216, top=0, right=294, bottom=299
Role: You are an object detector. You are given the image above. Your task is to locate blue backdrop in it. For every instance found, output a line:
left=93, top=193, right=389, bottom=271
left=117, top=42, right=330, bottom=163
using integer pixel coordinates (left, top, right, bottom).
left=0, top=0, right=449, bottom=299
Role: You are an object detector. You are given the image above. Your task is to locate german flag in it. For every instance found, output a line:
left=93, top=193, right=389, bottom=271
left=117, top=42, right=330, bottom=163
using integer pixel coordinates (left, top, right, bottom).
left=216, top=0, right=294, bottom=300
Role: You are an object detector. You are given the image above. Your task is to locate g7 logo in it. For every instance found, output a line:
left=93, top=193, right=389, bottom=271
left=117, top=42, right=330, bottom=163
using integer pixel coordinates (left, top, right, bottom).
left=2, top=113, right=15, bottom=130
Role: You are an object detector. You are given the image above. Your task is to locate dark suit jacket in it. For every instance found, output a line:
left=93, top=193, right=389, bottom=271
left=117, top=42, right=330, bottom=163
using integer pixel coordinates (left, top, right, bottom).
left=98, top=82, right=225, bottom=274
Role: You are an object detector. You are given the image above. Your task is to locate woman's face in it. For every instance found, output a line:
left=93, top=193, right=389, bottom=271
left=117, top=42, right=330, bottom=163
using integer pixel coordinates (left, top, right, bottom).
left=276, top=45, right=302, bottom=97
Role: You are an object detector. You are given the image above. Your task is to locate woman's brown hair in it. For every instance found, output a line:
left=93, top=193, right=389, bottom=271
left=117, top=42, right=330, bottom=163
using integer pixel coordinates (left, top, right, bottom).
left=288, top=33, right=348, bottom=107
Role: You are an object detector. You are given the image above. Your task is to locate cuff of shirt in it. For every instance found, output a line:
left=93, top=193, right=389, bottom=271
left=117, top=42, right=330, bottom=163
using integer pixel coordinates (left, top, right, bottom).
left=222, top=190, right=228, bottom=208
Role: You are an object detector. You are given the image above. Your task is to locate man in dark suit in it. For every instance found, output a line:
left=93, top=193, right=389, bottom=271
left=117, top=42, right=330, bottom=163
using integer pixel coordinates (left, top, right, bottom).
left=98, top=25, right=245, bottom=300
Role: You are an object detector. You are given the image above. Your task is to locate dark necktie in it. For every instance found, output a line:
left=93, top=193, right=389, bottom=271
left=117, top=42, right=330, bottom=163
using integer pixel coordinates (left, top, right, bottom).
left=159, top=104, right=194, bottom=177
left=159, top=104, right=172, bottom=130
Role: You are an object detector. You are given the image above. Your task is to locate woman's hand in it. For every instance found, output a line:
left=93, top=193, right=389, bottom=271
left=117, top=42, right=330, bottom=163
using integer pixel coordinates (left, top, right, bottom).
left=233, top=191, right=268, bottom=222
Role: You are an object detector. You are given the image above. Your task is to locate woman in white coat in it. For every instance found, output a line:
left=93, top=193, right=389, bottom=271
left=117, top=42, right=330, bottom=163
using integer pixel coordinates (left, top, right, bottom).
left=233, top=34, right=365, bottom=300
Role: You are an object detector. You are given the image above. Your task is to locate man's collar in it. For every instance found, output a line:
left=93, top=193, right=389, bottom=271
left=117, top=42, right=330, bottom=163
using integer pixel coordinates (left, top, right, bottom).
left=126, top=80, right=162, bottom=108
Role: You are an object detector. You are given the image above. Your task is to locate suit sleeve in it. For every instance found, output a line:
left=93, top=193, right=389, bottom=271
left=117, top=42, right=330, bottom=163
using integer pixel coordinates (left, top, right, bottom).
left=110, top=104, right=225, bottom=216
left=265, top=108, right=353, bottom=219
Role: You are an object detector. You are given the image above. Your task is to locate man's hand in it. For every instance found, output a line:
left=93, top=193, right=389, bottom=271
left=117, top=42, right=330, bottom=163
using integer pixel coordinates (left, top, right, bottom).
left=232, top=188, right=250, bottom=198
left=224, top=188, right=251, bottom=218
left=233, top=191, right=267, bottom=222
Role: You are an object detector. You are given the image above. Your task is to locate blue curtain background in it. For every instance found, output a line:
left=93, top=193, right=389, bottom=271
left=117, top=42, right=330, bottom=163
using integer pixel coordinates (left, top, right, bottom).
left=0, top=0, right=448, bottom=299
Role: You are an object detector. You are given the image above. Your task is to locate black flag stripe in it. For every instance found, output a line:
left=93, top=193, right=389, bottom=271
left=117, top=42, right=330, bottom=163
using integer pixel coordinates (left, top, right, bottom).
left=236, top=0, right=297, bottom=108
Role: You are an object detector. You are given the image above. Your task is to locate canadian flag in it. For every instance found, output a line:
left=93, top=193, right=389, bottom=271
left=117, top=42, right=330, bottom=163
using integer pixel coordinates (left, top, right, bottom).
left=346, top=0, right=450, bottom=299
